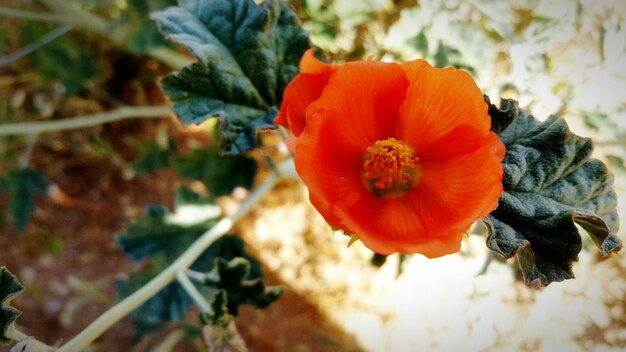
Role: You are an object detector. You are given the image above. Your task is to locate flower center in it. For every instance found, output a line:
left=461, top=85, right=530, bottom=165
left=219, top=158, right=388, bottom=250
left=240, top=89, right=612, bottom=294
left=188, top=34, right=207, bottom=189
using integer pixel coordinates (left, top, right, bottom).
left=362, top=138, right=419, bottom=196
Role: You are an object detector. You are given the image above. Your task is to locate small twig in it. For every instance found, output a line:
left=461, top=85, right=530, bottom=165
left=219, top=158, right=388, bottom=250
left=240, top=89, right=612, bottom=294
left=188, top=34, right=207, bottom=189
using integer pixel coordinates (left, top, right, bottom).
left=57, top=159, right=294, bottom=352
left=594, top=139, right=626, bottom=146
left=6, top=326, right=55, bottom=351
left=186, top=269, right=208, bottom=283
left=0, top=23, right=73, bottom=66
left=176, top=269, right=212, bottom=314
left=0, top=105, right=172, bottom=136
left=40, top=0, right=193, bottom=70
left=0, top=6, right=66, bottom=22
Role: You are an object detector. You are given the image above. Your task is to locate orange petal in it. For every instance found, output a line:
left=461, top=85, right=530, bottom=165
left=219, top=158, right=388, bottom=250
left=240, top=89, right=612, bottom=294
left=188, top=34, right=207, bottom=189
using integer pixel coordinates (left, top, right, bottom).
left=416, top=124, right=486, bottom=161
left=305, top=61, right=410, bottom=150
left=300, top=49, right=337, bottom=74
left=295, top=110, right=366, bottom=230
left=275, top=72, right=335, bottom=136
left=409, top=132, right=504, bottom=238
left=397, top=60, right=490, bottom=153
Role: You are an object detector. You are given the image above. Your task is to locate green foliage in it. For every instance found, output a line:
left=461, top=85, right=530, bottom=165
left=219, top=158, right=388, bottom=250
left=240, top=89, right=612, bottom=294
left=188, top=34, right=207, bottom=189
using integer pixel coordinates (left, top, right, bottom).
left=124, top=0, right=178, bottom=54
left=116, top=186, right=221, bottom=261
left=132, top=140, right=177, bottom=175
left=0, top=168, right=48, bottom=234
left=0, top=267, right=24, bottom=345
left=22, top=23, right=100, bottom=94
left=132, top=142, right=258, bottom=196
left=203, top=257, right=282, bottom=320
left=483, top=99, right=622, bottom=286
left=172, top=148, right=258, bottom=196
left=485, top=95, right=518, bottom=134
left=153, top=0, right=310, bottom=154
left=116, top=186, right=275, bottom=334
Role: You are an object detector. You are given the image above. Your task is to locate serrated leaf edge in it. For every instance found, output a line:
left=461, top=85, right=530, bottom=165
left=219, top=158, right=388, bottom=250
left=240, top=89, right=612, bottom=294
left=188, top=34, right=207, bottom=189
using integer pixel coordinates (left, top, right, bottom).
left=0, top=267, right=25, bottom=345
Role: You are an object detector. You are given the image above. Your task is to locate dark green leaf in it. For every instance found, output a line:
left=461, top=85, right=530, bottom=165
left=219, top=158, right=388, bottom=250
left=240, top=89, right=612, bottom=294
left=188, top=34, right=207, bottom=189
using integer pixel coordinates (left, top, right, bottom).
left=208, top=290, right=230, bottom=326
left=433, top=40, right=449, bottom=68
left=153, top=0, right=309, bottom=154
left=202, top=257, right=282, bottom=318
left=132, top=140, right=176, bottom=175
left=411, top=30, right=429, bottom=56
left=23, top=23, right=100, bottom=94
left=172, top=148, right=258, bottom=196
left=116, top=256, right=194, bottom=333
left=0, top=267, right=24, bottom=345
left=127, top=18, right=172, bottom=54
left=0, top=168, right=48, bottom=234
left=116, top=187, right=221, bottom=262
left=483, top=102, right=622, bottom=286
left=485, top=95, right=518, bottom=134
left=116, top=187, right=265, bottom=333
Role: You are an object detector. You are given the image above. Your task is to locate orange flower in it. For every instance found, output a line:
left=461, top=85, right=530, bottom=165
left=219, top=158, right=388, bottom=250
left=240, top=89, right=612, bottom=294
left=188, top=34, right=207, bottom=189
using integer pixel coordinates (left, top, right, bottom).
left=275, top=49, right=337, bottom=138
left=276, top=54, right=505, bottom=258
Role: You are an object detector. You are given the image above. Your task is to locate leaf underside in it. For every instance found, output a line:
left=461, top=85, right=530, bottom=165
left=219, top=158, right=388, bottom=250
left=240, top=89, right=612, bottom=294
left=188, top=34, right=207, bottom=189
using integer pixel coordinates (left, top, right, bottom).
left=153, top=0, right=309, bottom=154
left=483, top=98, right=622, bottom=286
left=0, top=267, right=24, bottom=345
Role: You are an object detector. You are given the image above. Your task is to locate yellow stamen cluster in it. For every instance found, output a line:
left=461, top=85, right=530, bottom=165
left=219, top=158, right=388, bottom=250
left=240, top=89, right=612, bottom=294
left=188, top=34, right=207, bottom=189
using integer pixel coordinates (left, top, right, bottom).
left=362, top=138, right=419, bottom=195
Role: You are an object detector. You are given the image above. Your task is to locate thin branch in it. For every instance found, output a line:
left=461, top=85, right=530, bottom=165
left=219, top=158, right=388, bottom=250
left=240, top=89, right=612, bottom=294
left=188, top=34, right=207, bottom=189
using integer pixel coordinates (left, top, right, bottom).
left=57, top=159, right=294, bottom=352
left=176, top=269, right=212, bottom=314
left=0, top=23, right=73, bottom=66
left=0, top=105, right=172, bottom=136
left=40, top=0, right=193, bottom=70
left=594, top=139, right=626, bottom=146
left=0, top=6, right=66, bottom=22
left=186, top=269, right=208, bottom=283
left=6, top=325, right=55, bottom=351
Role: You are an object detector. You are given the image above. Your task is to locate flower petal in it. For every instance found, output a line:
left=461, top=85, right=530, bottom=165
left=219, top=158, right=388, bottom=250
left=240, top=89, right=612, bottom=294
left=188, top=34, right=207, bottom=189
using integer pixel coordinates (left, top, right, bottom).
left=410, top=132, right=504, bottom=237
left=305, top=61, right=410, bottom=150
left=275, top=72, right=335, bottom=136
left=398, top=60, right=490, bottom=153
left=275, top=49, right=338, bottom=136
left=295, top=111, right=365, bottom=229
left=300, top=49, right=337, bottom=74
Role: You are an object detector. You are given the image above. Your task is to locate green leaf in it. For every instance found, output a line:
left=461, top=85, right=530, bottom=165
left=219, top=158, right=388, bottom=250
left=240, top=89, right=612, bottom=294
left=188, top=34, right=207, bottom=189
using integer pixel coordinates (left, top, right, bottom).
left=153, top=0, right=309, bottom=154
left=0, top=168, right=48, bottom=234
left=172, top=147, right=258, bottom=196
left=127, top=18, right=173, bottom=54
left=411, top=30, right=429, bottom=56
left=116, top=186, right=266, bottom=333
left=132, top=140, right=176, bottom=175
left=202, top=257, right=282, bottom=319
left=484, top=95, right=517, bottom=134
left=23, top=23, right=100, bottom=94
left=483, top=100, right=622, bottom=286
left=116, top=186, right=221, bottom=261
left=205, top=290, right=230, bottom=326
left=433, top=40, right=449, bottom=68
left=116, top=256, right=194, bottom=333
left=1, top=267, right=24, bottom=345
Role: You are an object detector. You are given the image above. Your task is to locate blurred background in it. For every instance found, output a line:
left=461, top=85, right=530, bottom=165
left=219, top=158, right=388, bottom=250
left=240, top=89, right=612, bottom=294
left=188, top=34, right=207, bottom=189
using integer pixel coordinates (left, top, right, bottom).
left=1, top=0, right=625, bottom=351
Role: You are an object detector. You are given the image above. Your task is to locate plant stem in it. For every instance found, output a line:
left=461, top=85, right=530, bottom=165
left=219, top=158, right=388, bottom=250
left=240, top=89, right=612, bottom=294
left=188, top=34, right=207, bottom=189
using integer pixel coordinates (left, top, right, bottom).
left=58, top=160, right=292, bottom=352
left=0, top=105, right=172, bottom=135
left=0, top=6, right=66, bottom=22
left=594, top=139, right=626, bottom=146
left=40, top=0, right=193, bottom=70
left=0, top=23, right=73, bottom=66
left=176, top=269, right=212, bottom=314
left=6, top=326, right=55, bottom=351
